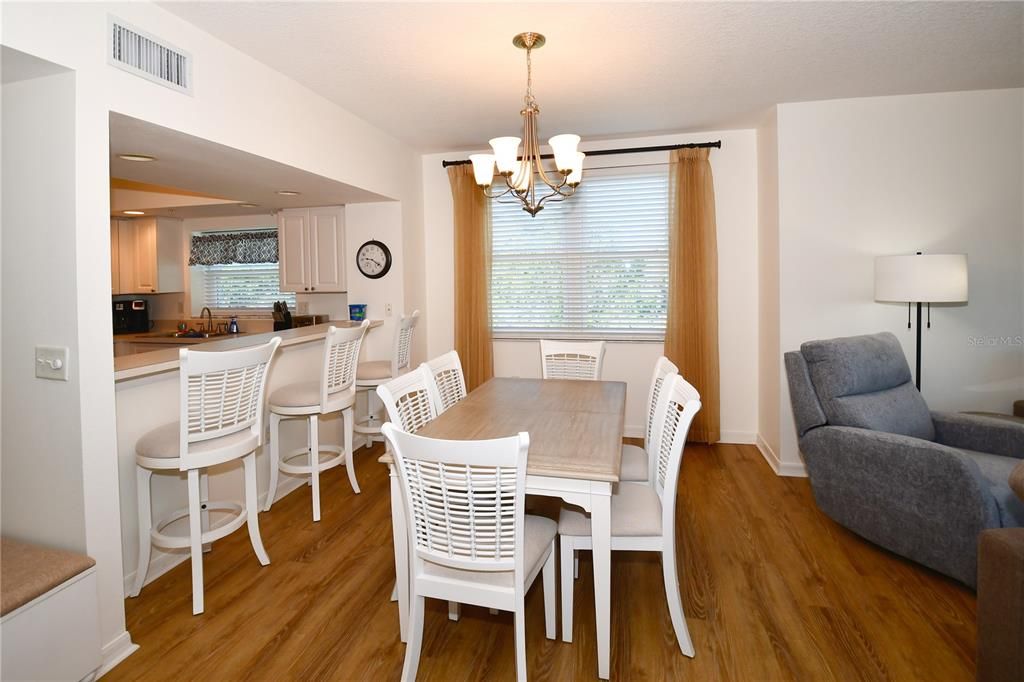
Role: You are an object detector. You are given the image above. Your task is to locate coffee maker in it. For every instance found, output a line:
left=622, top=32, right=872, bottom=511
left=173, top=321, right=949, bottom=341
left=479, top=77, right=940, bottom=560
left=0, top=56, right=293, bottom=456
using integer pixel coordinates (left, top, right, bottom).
left=113, top=299, right=150, bottom=334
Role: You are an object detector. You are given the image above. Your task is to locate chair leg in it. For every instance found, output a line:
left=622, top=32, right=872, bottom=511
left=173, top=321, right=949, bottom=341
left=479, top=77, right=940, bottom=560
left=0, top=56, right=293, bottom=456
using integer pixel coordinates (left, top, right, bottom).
left=130, top=466, right=152, bottom=598
left=264, top=412, right=282, bottom=512
left=513, top=599, right=527, bottom=682
left=543, top=540, right=556, bottom=640
left=448, top=601, right=460, bottom=622
left=187, top=468, right=205, bottom=615
left=199, top=471, right=212, bottom=553
left=309, top=414, right=321, bottom=522
left=560, top=536, right=575, bottom=642
left=401, top=594, right=425, bottom=682
left=343, top=407, right=360, bottom=494
left=661, top=546, right=695, bottom=657
left=244, top=453, right=271, bottom=566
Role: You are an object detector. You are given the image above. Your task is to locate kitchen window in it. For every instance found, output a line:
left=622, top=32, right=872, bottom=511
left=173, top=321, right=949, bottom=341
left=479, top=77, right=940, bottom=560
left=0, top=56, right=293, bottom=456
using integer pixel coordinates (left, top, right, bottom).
left=490, top=166, right=669, bottom=340
left=189, top=229, right=295, bottom=314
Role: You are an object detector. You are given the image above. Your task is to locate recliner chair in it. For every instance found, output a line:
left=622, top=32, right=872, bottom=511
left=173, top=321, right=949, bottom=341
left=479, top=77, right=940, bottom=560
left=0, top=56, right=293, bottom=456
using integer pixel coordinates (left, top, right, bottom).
left=785, top=331, right=1024, bottom=587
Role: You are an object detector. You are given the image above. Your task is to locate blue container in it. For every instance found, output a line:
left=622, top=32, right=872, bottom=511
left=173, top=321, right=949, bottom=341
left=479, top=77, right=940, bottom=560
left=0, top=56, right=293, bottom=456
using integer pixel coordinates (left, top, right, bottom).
left=348, top=304, right=367, bottom=321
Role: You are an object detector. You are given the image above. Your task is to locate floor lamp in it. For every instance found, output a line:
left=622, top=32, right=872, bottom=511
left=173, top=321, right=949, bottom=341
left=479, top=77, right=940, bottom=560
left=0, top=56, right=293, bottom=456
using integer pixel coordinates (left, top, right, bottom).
left=874, top=252, right=968, bottom=391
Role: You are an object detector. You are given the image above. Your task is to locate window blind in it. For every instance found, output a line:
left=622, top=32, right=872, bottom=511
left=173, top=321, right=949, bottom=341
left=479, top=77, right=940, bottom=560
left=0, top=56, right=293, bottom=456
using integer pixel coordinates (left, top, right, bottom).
left=490, top=168, right=669, bottom=339
left=200, top=263, right=295, bottom=311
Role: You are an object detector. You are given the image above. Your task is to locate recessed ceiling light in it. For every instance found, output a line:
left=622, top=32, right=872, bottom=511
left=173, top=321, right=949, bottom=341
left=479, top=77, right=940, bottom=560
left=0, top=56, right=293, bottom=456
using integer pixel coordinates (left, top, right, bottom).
left=117, top=154, right=157, bottom=162
left=238, top=203, right=258, bottom=208
left=123, top=210, right=146, bottom=215
left=276, top=190, right=300, bottom=196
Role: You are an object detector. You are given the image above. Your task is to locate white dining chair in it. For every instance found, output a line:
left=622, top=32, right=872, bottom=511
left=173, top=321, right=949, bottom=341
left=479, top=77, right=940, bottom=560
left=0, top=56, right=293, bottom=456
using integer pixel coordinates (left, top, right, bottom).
left=421, top=350, right=467, bottom=414
left=620, top=356, right=679, bottom=483
left=559, top=373, right=701, bottom=657
left=265, top=322, right=369, bottom=522
left=376, top=365, right=438, bottom=435
left=382, top=423, right=557, bottom=682
left=130, top=338, right=281, bottom=615
left=355, top=310, right=420, bottom=447
left=539, top=339, right=605, bottom=380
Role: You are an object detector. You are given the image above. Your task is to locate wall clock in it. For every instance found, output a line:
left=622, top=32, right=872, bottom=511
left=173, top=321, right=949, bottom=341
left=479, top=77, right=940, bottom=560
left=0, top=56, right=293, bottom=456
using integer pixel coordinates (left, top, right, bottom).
left=356, top=239, right=392, bottom=279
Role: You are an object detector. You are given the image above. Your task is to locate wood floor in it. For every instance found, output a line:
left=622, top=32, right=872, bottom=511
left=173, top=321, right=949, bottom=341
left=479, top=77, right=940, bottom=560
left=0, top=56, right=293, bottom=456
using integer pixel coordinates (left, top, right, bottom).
left=108, top=440, right=976, bottom=681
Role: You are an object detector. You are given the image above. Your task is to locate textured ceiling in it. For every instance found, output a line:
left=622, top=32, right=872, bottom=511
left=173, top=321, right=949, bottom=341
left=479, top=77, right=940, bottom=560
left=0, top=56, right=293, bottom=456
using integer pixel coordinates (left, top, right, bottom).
left=162, top=1, right=1024, bottom=152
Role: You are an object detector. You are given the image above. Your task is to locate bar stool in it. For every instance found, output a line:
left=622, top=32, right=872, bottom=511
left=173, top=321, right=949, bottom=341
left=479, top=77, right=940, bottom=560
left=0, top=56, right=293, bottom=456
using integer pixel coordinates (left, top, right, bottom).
left=130, top=338, right=281, bottom=615
left=265, top=322, right=369, bottom=522
left=354, top=310, right=419, bottom=448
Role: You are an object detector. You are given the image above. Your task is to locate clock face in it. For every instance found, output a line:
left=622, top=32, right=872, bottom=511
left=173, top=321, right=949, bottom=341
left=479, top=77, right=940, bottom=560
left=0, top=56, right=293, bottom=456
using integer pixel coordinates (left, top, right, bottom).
left=357, top=240, right=392, bottom=279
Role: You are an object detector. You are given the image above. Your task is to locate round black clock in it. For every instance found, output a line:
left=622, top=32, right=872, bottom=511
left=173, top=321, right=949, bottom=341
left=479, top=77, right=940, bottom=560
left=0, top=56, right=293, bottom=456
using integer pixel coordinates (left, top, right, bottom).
left=356, top=239, right=392, bottom=279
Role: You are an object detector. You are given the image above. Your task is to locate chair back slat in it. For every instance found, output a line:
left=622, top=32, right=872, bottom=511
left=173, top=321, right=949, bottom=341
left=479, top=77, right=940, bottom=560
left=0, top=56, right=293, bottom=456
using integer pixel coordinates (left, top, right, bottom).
left=377, top=366, right=438, bottom=434
left=391, top=310, right=420, bottom=377
left=422, top=350, right=467, bottom=414
left=645, top=357, right=679, bottom=452
left=321, top=322, right=369, bottom=409
left=539, top=339, right=605, bottom=380
left=651, top=374, right=701, bottom=498
left=382, top=423, right=529, bottom=572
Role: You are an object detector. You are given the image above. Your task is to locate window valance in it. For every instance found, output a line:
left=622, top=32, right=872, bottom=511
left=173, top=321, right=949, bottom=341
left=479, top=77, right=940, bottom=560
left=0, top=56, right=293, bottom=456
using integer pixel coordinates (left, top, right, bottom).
left=189, top=229, right=279, bottom=266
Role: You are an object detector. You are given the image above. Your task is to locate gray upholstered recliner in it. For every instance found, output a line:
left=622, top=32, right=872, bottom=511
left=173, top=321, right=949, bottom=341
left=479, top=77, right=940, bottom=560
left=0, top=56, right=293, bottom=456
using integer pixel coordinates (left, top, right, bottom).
left=785, top=331, right=1024, bottom=587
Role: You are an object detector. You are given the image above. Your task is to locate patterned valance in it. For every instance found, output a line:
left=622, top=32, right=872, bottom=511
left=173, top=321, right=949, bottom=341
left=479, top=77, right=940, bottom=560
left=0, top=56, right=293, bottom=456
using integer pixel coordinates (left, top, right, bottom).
left=190, top=229, right=279, bottom=266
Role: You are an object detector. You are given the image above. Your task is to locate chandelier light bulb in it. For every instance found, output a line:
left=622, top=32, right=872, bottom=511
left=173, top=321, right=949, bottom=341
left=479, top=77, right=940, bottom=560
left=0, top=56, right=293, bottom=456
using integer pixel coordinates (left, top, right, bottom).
left=469, top=154, right=496, bottom=187
left=489, top=137, right=522, bottom=175
left=567, top=152, right=586, bottom=186
left=548, top=134, right=581, bottom=173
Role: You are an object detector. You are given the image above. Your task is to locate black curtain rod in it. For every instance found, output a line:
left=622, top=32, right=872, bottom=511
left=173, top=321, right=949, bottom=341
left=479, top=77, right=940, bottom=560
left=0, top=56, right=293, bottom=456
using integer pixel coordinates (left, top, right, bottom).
left=441, top=140, right=722, bottom=168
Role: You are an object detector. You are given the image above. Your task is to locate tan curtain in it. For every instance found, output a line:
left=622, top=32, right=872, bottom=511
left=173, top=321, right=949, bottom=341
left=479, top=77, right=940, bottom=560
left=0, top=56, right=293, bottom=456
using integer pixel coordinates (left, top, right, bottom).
left=665, top=148, right=720, bottom=443
left=448, top=164, right=494, bottom=391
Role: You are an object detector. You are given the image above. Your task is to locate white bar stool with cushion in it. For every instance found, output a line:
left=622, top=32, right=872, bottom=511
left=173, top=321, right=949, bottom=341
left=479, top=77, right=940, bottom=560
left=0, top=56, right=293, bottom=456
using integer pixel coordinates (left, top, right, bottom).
left=265, top=322, right=369, bottom=522
left=355, top=310, right=419, bottom=447
left=539, top=339, right=606, bottom=380
left=421, top=350, right=467, bottom=414
left=130, top=338, right=281, bottom=615
left=559, top=373, right=701, bottom=657
left=382, top=423, right=557, bottom=682
left=620, top=356, right=678, bottom=483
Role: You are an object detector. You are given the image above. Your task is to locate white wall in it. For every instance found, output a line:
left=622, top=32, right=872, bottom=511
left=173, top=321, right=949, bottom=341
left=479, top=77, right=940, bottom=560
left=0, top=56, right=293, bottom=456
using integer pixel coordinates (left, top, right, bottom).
left=420, top=129, right=760, bottom=440
left=773, top=88, right=1024, bottom=470
left=1, top=2, right=423, bottom=669
left=1, top=66, right=88, bottom=551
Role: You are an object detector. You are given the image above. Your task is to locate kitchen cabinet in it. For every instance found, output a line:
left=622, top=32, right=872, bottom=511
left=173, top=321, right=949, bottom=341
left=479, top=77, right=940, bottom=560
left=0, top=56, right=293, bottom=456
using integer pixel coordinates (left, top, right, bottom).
left=277, top=207, right=346, bottom=293
left=110, top=217, right=185, bottom=294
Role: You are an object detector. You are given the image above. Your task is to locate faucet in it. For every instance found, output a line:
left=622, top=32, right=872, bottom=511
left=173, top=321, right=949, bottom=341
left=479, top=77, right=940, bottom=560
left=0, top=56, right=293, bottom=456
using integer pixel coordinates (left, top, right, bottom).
left=200, top=307, right=213, bottom=333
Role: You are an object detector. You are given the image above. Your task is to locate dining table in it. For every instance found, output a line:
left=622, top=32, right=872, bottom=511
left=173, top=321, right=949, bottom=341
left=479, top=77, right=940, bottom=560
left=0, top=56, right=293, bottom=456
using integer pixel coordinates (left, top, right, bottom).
left=379, top=376, right=625, bottom=680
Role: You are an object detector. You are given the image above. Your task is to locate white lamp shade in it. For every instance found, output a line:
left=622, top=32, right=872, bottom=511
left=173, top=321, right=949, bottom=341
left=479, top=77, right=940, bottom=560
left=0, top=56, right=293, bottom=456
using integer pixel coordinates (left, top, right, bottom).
left=874, top=253, right=968, bottom=302
left=548, top=134, right=581, bottom=172
left=512, top=161, right=532, bottom=191
left=567, top=152, right=585, bottom=185
left=489, top=137, right=521, bottom=174
left=468, top=154, right=495, bottom=187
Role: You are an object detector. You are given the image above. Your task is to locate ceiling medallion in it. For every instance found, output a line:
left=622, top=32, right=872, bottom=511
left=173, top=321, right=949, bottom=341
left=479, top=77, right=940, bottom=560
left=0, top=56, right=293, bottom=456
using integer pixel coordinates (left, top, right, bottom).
left=469, top=32, right=584, bottom=216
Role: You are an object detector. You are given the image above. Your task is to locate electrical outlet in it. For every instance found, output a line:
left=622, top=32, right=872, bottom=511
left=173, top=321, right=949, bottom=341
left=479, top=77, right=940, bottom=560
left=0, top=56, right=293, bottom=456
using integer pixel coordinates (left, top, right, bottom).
left=35, top=346, right=69, bottom=381
left=297, top=302, right=309, bottom=315
left=177, top=301, right=184, bottom=314
left=385, top=303, right=393, bottom=317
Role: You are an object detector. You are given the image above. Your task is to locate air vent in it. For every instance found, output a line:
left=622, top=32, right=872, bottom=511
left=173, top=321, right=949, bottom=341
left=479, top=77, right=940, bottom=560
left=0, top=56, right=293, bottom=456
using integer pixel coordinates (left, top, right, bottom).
left=108, top=17, right=192, bottom=95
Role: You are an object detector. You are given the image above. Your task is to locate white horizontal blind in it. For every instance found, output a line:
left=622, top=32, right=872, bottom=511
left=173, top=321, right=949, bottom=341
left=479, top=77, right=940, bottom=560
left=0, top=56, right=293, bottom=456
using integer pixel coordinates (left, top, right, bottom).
left=201, top=263, right=295, bottom=312
left=491, top=167, right=669, bottom=339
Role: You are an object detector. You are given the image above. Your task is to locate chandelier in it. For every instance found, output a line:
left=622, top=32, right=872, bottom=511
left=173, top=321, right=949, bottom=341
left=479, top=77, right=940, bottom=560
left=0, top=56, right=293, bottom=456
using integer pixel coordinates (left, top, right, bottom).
left=469, top=32, right=584, bottom=216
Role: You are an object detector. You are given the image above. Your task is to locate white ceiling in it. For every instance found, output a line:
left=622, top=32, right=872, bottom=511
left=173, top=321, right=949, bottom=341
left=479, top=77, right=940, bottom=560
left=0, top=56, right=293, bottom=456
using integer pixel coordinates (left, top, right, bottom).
left=109, top=113, right=386, bottom=218
left=162, top=1, right=1024, bottom=152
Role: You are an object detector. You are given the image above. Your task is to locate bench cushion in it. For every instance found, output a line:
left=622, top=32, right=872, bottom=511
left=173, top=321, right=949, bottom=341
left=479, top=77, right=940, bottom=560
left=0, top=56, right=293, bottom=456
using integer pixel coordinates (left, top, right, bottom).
left=1, top=538, right=95, bottom=616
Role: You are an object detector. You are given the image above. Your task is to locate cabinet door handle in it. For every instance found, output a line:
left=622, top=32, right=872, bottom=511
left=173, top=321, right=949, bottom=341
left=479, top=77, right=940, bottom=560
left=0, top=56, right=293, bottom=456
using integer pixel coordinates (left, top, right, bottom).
left=311, top=286, right=315, bottom=291
left=304, top=287, right=309, bottom=291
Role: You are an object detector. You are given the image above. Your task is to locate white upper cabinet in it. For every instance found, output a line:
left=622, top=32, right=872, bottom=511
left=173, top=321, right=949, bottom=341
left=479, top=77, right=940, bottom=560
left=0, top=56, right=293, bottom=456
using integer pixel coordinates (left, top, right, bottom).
left=111, top=217, right=185, bottom=295
left=277, top=207, right=346, bottom=293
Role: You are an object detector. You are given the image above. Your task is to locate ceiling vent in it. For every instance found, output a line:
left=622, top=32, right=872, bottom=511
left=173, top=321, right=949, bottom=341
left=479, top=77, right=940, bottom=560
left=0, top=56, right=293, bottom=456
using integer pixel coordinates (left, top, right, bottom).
left=108, top=17, right=192, bottom=95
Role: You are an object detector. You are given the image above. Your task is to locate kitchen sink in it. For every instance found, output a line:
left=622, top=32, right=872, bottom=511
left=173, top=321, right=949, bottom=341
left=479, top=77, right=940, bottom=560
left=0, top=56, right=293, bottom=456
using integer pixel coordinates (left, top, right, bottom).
left=172, top=330, right=229, bottom=339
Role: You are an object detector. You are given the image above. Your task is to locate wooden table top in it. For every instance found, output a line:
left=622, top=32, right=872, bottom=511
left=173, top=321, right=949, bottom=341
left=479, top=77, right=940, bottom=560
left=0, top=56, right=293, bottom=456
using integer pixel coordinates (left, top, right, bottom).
left=399, top=377, right=625, bottom=483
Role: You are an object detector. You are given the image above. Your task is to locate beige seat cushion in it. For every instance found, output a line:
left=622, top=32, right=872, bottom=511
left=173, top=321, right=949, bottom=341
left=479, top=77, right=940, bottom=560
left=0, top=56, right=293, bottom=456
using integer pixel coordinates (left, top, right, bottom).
left=620, top=443, right=649, bottom=482
left=421, top=515, right=556, bottom=587
left=357, top=360, right=393, bottom=381
left=1, top=537, right=95, bottom=616
left=269, top=381, right=355, bottom=412
left=559, top=482, right=662, bottom=537
left=136, top=422, right=258, bottom=460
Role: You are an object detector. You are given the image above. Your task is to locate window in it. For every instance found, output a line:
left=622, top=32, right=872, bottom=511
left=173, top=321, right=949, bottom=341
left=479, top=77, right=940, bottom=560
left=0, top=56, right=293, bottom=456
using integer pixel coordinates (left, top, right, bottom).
left=189, top=229, right=295, bottom=314
left=490, top=167, right=669, bottom=340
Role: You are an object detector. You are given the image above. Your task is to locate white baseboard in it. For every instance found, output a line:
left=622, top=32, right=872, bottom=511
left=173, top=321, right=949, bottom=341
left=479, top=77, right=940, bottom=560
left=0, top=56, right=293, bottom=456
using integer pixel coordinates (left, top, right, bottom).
left=97, top=630, right=138, bottom=678
left=755, top=434, right=807, bottom=477
left=719, top=430, right=757, bottom=445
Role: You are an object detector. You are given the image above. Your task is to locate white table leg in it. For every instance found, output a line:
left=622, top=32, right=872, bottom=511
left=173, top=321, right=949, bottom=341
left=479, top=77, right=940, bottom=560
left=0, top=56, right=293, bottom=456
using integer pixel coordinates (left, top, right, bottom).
left=591, top=489, right=612, bottom=680
left=389, top=463, right=409, bottom=642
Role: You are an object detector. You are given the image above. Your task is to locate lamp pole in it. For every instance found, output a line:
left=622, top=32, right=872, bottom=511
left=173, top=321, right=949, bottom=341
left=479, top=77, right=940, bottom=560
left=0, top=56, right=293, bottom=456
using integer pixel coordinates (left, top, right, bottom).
left=913, top=300, right=922, bottom=391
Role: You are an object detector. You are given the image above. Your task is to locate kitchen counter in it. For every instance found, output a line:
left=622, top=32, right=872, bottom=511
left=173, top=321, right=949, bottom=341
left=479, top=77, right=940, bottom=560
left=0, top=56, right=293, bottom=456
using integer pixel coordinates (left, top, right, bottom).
left=114, top=320, right=382, bottom=381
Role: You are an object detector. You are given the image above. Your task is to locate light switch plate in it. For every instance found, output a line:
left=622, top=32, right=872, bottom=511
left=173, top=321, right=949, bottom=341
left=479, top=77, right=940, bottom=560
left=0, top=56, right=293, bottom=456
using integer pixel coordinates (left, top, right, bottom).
left=35, top=346, right=70, bottom=381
